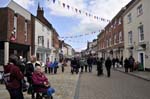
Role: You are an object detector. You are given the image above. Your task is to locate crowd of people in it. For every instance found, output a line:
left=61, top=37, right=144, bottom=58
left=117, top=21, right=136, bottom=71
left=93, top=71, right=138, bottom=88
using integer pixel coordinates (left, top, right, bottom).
left=3, top=55, right=55, bottom=99
left=2, top=53, right=141, bottom=99
left=70, top=55, right=140, bottom=77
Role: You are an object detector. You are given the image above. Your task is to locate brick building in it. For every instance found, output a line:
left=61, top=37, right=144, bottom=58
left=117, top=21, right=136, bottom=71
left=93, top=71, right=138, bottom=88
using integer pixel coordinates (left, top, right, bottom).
left=0, top=1, right=32, bottom=65
left=97, top=8, right=125, bottom=60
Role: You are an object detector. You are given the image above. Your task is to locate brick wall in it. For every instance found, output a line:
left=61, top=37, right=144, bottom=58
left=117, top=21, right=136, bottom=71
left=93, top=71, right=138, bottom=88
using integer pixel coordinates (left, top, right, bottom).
left=8, top=8, right=31, bottom=45
left=0, top=8, right=8, bottom=41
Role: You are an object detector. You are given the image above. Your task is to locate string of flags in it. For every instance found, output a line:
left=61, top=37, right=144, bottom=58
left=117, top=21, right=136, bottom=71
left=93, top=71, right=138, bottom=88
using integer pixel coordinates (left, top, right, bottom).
left=48, top=0, right=110, bottom=22
left=59, top=30, right=101, bottom=39
left=64, top=39, right=87, bottom=44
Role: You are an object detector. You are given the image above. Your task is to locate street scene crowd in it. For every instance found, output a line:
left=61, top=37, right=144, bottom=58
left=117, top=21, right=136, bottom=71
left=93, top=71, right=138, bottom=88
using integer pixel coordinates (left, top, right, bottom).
left=0, top=52, right=143, bottom=99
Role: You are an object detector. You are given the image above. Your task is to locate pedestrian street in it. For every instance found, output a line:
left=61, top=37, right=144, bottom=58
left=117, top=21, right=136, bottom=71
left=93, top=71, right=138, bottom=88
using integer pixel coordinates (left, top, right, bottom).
left=76, top=66, right=150, bottom=99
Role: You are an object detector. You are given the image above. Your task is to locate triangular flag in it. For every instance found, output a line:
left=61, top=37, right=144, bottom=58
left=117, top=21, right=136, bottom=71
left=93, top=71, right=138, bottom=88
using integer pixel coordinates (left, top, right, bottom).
left=75, top=8, right=78, bottom=13
left=67, top=5, right=70, bottom=9
left=85, top=12, right=88, bottom=16
left=62, top=3, right=65, bottom=8
left=79, top=10, right=81, bottom=14
left=53, top=0, right=55, bottom=3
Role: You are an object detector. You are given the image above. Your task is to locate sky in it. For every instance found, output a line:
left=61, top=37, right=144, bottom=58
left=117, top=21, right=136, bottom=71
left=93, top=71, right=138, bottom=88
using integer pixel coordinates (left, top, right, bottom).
left=0, top=0, right=131, bottom=52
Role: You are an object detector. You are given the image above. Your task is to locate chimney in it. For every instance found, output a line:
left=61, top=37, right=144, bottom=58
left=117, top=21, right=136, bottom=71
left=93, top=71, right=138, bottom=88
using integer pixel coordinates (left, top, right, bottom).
left=37, top=3, right=44, bottom=18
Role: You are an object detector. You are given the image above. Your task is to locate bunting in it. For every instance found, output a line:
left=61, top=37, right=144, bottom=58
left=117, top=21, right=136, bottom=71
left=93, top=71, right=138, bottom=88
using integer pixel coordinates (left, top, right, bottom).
left=48, top=0, right=110, bottom=22
left=53, top=0, right=55, bottom=3
left=59, top=30, right=101, bottom=39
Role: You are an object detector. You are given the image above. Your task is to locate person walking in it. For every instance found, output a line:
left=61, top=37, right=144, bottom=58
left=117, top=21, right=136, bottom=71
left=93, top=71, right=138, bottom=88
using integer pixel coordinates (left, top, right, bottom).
left=129, top=56, right=135, bottom=72
left=96, top=58, right=103, bottom=76
left=79, top=58, right=85, bottom=73
left=112, top=57, right=116, bottom=68
left=105, top=57, right=112, bottom=77
left=3, top=54, right=24, bottom=99
left=53, top=58, right=59, bottom=74
left=25, top=55, right=38, bottom=99
left=124, top=58, right=129, bottom=72
left=87, top=56, right=93, bottom=72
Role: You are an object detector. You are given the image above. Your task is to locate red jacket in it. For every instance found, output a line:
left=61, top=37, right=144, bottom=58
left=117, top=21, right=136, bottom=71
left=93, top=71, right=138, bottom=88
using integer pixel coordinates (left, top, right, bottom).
left=32, top=71, right=49, bottom=92
left=3, top=63, right=24, bottom=89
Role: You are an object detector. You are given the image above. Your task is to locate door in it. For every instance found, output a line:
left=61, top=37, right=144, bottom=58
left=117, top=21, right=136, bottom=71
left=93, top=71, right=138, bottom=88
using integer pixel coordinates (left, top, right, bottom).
left=138, top=52, right=145, bottom=70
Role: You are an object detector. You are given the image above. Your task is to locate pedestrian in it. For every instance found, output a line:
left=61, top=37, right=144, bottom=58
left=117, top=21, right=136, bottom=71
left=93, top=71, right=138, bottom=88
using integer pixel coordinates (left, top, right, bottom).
left=25, top=55, right=38, bottom=99
left=84, top=59, right=88, bottom=72
left=45, top=58, right=49, bottom=73
left=53, top=58, right=59, bottom=74
left=129, top=56, right=135, bottom=72
left=61, top=59, right=67, bottom=73
left=3, top=54, right=24, bottom=99
left=105, top=57, right=112, bottom=77
left=124, top=58, right=129, bottom=72
left=71, top=57, right=79, bottom=74
left=47, top=61, right=52, bottom=74
left=79, top=58, right=85, bottom=73
left=112, top=57, right=116, bottom=68
left=87, top=56, right=93, bottom=72
left=96, top=57, right=103, bottom=76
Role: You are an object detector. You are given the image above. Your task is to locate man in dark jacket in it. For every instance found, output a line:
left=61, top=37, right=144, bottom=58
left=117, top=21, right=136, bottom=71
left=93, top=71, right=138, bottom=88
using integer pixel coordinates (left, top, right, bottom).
left=96, top=58, right=103, bottom=76
left=105, top=57, right=112, bottom=77
left=124, top=58, right=129, bottom=72
left=25, top=55, right=38, bottom=99
left=3, top=54, right=24, bottom=99
left=87, top=56, right=93, bottom=72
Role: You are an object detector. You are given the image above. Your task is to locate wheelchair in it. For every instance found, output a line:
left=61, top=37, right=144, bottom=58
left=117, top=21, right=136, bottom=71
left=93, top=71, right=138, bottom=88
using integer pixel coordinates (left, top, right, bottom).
left=33, top=85, right=53, bottom=99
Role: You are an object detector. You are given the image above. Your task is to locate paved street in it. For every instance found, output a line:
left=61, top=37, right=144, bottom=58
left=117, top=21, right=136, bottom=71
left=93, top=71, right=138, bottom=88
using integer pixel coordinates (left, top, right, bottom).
left=76, top=66, right=150, bottom=99
left=0, top=65, right=150, bottom=99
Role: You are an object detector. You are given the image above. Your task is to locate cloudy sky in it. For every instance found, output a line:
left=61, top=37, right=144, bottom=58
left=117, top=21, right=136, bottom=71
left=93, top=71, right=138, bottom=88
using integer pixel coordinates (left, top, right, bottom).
left=0, top=0, right=131, bottom=51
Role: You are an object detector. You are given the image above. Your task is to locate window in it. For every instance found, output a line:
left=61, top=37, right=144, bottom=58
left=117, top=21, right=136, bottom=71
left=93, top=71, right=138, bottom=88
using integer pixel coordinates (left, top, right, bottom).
left=25, top=20, right=28, bottom=42
left=38, top=36, right=44, bottom=46
left=109, top=38, right=112, bottom=46
left=114, top=34, right=116, bottom=45
left=109, top=28, right=111, bottom=32
left=138, top=25, right=144, bottom=42
left=47, top=39, right=49, bottom=48
left=107, top=39, right=109, bottom=47
left=118, top=18, right=122, bottom=25
left=119, top=32, right=122, bottom=43
left=127, top=13, right=132, bottom=23
left=128, top=31, right=133, bottom=45
left=13, top=15, right=17, bottom=38
left=47, top=28, right=49, bottom=34
left=42, top=25, right=44, bottom=31
left=137, top=4, right=143, bottom=16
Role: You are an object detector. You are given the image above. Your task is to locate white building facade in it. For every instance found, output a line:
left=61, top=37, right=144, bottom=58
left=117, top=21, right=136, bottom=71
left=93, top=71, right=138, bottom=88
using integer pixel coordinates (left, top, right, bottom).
left=34, top=18, right=52, bottom=63
left=123, top=0, right=150, bottom=70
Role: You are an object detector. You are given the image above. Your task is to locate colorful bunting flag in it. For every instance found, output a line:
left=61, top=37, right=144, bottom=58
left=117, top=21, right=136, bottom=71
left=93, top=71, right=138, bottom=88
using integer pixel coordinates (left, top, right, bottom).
left=53, top=0, right=55, bottom=3
left=67, top=5, right=70, bottom=9
left=49, top=0, right=110, bottom=23
left=62, top=3, right=65, bottom=8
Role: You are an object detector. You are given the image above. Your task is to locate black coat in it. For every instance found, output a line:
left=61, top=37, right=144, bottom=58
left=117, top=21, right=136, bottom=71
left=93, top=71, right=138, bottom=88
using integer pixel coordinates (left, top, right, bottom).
left=124, top=59, right=129, bottom=68
left=105, top=59, right=112, bottom=69
left=25, top=62, right=34, bottom=83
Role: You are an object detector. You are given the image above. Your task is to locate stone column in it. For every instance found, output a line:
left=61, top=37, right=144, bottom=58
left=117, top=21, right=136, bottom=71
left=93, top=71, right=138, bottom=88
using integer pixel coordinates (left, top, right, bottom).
left=4, top=42, right=9, bottom=65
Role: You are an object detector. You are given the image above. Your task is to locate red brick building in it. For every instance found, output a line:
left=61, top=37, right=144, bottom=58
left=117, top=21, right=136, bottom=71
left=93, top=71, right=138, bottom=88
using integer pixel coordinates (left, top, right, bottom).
left=0, top=1, right=32, bottom=65
left=97, top=9, right=125, bottom=60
